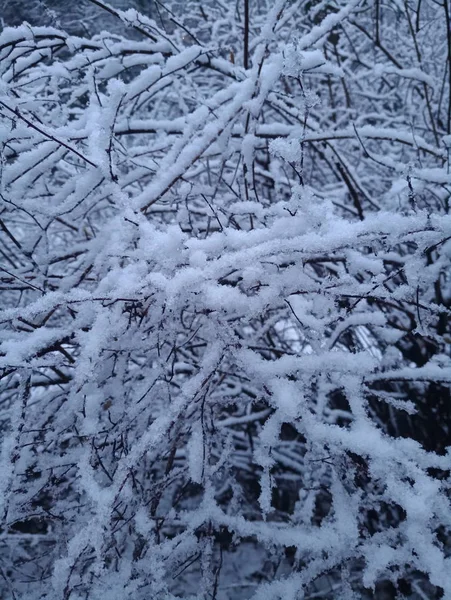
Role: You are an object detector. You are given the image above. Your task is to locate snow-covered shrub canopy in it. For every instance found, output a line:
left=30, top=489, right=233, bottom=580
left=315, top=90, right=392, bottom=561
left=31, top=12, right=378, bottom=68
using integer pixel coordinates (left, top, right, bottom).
left=0, top=0, right=450, bottom=598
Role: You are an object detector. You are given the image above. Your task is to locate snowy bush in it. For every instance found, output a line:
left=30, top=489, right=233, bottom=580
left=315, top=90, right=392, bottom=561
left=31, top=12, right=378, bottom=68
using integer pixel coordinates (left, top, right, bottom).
left=0, top=1, right=450, bottom=598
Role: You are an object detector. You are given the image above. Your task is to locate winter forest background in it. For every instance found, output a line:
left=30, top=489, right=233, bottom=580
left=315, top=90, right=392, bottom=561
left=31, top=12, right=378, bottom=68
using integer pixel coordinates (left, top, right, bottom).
left=0, top=0, right=450, bottom=598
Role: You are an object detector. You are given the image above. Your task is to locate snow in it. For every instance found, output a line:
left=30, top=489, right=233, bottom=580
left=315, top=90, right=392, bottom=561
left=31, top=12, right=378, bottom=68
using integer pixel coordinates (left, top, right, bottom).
left=1, top=1, right=450, bottom=598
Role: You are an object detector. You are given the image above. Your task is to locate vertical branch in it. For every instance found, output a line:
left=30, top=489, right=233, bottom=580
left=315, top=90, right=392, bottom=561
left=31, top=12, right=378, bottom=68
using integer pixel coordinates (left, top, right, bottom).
left=444, top=0, right=451, bottom=133
left=375, top=0, right=380, bottom=45
left=415, top=0, right=422, bottom=32
left=244, top=0, right=249, bottom=69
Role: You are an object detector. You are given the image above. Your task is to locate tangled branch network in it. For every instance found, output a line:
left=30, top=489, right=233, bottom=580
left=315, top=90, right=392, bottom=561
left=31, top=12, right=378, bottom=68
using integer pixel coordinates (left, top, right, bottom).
left=0, top=0, right=450, bottom=598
